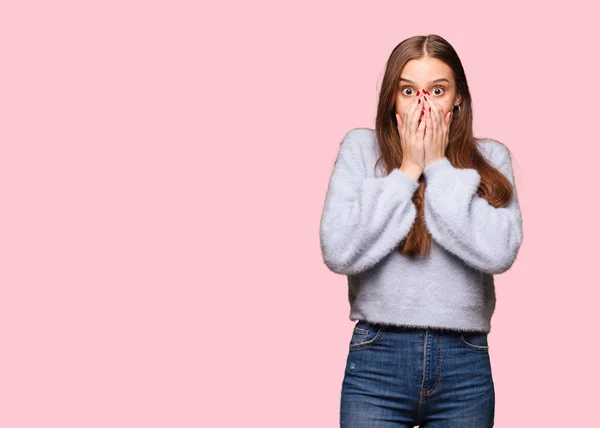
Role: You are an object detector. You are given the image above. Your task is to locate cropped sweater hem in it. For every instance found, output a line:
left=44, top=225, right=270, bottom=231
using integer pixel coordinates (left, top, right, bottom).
left=350, top=305, right=493, bottom=334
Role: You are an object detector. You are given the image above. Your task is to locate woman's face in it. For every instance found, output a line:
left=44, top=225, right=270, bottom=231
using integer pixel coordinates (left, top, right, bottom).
left=394, top=56, right=461, bottom=124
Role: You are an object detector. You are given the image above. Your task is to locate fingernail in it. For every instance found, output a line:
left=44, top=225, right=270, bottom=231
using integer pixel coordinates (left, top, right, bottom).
left=429, top=107, right=431, bottom=112
left=418, top=99, right=421, bottom=104
left=416, top=91, right=420, bottom=96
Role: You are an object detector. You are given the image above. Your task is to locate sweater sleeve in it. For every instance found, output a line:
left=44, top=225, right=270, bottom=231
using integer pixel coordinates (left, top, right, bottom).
left=422, top=141, right=523, bottom=275
left=319, top=132, right=421, bottom=275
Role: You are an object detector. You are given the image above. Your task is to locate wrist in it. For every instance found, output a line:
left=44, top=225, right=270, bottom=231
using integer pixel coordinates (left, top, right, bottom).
left=424, top=156, right=446, bottom=169
left=400, top=164, right=422, bottom=181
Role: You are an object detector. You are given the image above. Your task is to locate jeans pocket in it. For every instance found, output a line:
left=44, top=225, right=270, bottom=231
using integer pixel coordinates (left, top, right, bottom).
left=460, top=331, right=490, bottom=352
left=349, top=320, right=384, bottom=350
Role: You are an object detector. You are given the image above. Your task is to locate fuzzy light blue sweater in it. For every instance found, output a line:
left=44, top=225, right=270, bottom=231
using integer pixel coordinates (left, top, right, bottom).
left=319, top=128, right=523, bottom=333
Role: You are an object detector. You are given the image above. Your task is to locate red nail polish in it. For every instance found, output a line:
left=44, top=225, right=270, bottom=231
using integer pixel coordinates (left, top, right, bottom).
left=429, top=107, right=431, bottom=112
left=424, top=96, right=427, bottom=101
left=417, top=91, right=420, bottom=96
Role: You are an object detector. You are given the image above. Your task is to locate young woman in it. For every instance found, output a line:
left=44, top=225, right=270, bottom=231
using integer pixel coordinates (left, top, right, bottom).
left=319, top=34, right=523, bottom=427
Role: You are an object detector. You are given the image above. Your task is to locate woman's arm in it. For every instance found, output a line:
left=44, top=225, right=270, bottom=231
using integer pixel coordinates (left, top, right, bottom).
left=422, top=141, right=524, bottom=274
left=319, top=131, right=420, bottom=275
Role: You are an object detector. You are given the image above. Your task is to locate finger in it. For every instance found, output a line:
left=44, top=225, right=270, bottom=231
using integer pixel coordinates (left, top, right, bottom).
left=423, top=97, right=436, bottom=126
left=431, top=98, right=445, bottom=134
left=417, top=101, right=424, bottom=129
left=403, top=96, right=417, bottom=130
left=424, top=104, right=431, bottom=138
left=417, top=105, right=426, bottom=135
left=422, top=97, right=434, bottom=142
left=427, top=97, right=442, bottom=143
left=445, top=110, right=452, bottom=127
left=417, top=96, right=427, bottom=128
left=409, top=96, right=423, bottom=134
left=400, top=98, right=418, bottom=142
left=396, top=99, right=412, bottom=128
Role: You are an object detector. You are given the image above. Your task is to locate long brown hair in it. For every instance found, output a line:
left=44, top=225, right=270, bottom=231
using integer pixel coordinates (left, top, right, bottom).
left=374, top=34, right=514, bottom=259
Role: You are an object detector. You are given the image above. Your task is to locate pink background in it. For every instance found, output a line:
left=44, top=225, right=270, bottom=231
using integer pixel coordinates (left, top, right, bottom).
left=1, top=1, right=598, bottom=426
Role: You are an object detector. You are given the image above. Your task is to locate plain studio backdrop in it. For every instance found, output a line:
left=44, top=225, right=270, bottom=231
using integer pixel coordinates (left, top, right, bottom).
left=0, top=1, right=597, bottom=427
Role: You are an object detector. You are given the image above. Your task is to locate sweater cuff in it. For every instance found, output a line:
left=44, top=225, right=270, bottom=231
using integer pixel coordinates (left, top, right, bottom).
left=389, top=168, right=420, bottom=193
left=423, top=157, right=453, bottom=179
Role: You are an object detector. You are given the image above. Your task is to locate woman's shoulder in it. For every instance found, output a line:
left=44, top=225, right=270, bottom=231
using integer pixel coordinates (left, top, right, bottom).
left=342, top=127, right=376, bottom=146
left=475, top=136, right=505, bottom=150
left=339, top=128, right=382, bottom=175
left=342, top=128, right=379, bottom=159
left=475, top=137, right=511, bottom=162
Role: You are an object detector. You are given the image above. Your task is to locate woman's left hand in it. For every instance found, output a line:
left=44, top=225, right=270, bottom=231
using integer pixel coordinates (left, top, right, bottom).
left=423, top=96, right=453, bottom=168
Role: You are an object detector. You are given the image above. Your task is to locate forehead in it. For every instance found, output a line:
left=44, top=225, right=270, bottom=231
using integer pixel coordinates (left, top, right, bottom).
left=400, top=57, right=453, bottom=83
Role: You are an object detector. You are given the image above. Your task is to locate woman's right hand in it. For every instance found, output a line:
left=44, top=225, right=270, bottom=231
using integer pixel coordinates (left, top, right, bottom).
left=396, top=95, right=426, bottom=181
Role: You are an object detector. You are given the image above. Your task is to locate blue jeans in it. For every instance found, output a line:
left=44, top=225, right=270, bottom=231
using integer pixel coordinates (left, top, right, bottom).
left=340, top=320, right=495, bottom=427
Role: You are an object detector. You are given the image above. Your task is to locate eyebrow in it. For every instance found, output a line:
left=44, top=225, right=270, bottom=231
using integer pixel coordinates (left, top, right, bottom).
left=399, top=78, right=450, bottom=84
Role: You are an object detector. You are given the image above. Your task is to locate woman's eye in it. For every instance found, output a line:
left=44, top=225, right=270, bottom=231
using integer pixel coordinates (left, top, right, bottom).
left=401, top=87, right=445, bottom=96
